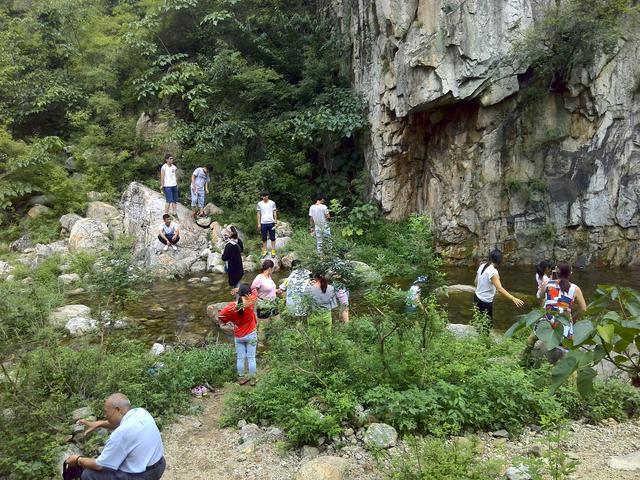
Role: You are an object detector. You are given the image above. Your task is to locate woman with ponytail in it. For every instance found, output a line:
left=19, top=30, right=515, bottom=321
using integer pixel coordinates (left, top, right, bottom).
left=221, top=225, right=244, bottom=290
left=305, top=272, right=338, bottom=331
left=218, top=283, right=258, bottom=385
left=543, top=262, right=587, bottom=338
left=473, top=249, right=524, bottom=329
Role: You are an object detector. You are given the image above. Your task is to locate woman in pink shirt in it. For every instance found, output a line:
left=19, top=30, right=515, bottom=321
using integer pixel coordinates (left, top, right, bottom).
left=251, top=259, right=281, bottom=320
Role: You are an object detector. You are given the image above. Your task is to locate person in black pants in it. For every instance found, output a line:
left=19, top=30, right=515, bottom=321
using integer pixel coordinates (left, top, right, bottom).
left=473, top=249, right=524, bottom=332
left=222, top=226, right=244, bottom=290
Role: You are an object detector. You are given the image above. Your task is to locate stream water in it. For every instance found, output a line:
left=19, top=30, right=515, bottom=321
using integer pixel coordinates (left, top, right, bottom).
left=71, top=267, right=640, bottom=343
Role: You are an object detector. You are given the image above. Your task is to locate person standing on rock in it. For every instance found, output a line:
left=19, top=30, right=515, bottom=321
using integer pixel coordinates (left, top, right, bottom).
left=190, top=165, right=211, bottom=219
left=65, top=393, right=165, bottom=480
left=304, top=272, right=339, bottom=332
left=218, top=283, right=259, bottom=386
left=256, top=191, right=277, bottom=258
left=159, top=154, right=178, bottom=218
left=309, top=193, right=331, bottom=253
left=157, top=214, right=180, bottom=252
left=473, top=249, right=524, bottom=332
left=221, top=225, right=244, bottom=290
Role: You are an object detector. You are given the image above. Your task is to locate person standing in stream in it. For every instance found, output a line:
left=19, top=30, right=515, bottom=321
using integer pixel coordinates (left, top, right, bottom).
left=473, top=249, right=524, bottom=332
left=256, top=191, right=277, bottom=258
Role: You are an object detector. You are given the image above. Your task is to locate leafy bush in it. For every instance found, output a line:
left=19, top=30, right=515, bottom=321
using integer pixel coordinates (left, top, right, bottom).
left=0, top=335, right=235, bottom=479
left=385, top=436, right=503, bottom=480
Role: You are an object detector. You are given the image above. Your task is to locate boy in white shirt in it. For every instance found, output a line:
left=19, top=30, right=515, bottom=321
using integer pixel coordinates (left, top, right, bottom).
left=157, top=214, right=180, bottom=252
left=256, top=192, right=277, bottom=258
left=159, top=154, right=178, bottom=217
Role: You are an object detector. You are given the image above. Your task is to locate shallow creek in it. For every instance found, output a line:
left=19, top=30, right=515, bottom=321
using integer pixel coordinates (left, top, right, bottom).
left=70, top=266, right=640, bottom=343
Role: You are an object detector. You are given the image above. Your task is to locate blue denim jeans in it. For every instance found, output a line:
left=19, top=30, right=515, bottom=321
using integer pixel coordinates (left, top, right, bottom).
left=234, top=331, right=257, bottom=377
left=191, top=188, right=205, bottom=208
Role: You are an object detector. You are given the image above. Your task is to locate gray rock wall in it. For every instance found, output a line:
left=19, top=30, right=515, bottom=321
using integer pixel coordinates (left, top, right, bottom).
left=336, top=0, right=640, bottom=266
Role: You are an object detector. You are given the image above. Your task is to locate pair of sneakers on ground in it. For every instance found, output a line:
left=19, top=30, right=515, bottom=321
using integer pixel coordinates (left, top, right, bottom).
left=163, top=244, right=177, bottom=252
left=262, top=249, right=276, bottom=258
left=238, top=377, right=257, bottom=386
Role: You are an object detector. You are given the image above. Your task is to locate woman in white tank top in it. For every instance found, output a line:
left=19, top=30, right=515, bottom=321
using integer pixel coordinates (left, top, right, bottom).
left=473, top=249, right=524, bottom=329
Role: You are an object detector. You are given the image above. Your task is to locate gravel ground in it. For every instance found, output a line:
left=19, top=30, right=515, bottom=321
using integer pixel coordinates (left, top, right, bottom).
left=483, top=418, right=640, bottom=480
left=161, top=385, right=384, bottom=480
left=162, top=386, right=640, bottom=480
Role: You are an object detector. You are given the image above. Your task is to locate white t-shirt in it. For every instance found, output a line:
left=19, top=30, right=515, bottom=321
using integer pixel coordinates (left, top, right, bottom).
left=475, top=263, right=498, bottom=303
left=161, top=221, right=178, bottom=236
left=161, top=164, right=177, bottom=187
left=309, top=204, right=329, bottom=227
left=257, top=200, right=277, bottom=224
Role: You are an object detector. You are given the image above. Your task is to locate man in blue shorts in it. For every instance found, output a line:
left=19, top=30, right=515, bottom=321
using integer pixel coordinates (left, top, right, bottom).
left=256, top=191, right=277, bottom=258
left=159, top=154, right=178, bottom=218
left=190, top=165, right=211, bottom=219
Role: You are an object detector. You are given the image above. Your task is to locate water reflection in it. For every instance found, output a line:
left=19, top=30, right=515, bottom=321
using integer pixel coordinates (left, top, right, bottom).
left=73, top=266, right=640, bottom=342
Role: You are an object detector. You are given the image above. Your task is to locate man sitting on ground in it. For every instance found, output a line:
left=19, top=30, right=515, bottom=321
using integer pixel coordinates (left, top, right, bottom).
left=65, top=393, right=165, bottom=480
left=157, top=214, right=180, bottom=252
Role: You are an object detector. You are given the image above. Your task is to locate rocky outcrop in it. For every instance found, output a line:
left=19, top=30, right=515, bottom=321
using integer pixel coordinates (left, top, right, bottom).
left=48, top=305, right=92, bottom=329
left=120, top=182, right=209, bottom=277
left=338, top=0, right=640, bottom=266
left=69, top=218, right=110, bottom=252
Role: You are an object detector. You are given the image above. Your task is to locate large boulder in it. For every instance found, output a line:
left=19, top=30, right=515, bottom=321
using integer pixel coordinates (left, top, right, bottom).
left=27, top=204, right=52, bottom=219
left=207, top=252, right=224, bottom=271
left=276, top=221, right=293, bottom=237
left=86, top=201, right=120, bottom=225
left=275, top=236, right=291, bottom=250
left=281, top=251, right=299, bottom=269
left=86, top=201, right=124, bottom=238
left=446, top=324, right=479, bottom=338
left=120, top=182, right=209, bottom=277
left=203, top=203, right=223, bottom=216
left=69, top=218, right=110, bottom=252
left=364, top=423, right=397, bottom=449
left=609, top=451, right=640, bottom=471
left=296, top=456, right=350, bottom=480
left=10, top=235, right=32, bottom=252
left=60, top=213, right=83, bottom=233
left=49, top=305, right=92, bottom=329
left=18, top=240, right=70, bottom=269
left=65, top=317, right=98, bottom=336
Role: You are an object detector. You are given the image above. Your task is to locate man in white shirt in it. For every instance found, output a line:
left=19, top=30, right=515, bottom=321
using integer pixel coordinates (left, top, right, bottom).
left=159, top=154, right=178, bottom=218
left=65, top=393, right=165, bottom=479
left=256, top=191, right=277, bottom=258
left=308, top=193, right=330, bottom=253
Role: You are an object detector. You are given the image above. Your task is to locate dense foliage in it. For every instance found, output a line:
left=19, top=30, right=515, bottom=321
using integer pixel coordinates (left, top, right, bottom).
left=0, top=0, right=367, bottom=236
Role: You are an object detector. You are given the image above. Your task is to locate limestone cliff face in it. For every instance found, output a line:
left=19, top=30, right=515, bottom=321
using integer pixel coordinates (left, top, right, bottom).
left=335, top=0, right=640, bottom=266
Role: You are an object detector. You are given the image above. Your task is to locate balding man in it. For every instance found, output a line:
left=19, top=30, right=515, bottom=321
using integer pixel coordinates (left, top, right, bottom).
left=65, top=393, right=165, bottom=479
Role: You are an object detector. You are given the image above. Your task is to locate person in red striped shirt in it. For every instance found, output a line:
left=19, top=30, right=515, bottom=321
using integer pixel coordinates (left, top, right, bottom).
left=217, top=284, right=259, bottom=386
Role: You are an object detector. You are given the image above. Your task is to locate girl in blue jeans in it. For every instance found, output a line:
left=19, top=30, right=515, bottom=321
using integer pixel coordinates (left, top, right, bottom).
left=217, top=284, right=258, bottom=385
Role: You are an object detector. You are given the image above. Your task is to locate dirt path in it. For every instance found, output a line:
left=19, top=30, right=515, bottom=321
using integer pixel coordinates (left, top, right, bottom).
left=161, top=385, right=640, bottom=479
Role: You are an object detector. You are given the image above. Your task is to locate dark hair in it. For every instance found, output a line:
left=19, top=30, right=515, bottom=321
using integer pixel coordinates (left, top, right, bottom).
left=481, top=249, right=503, bottom=274
left=536, top=259, right=553, bottom=277
left=205, top=165, right=213, bottom=171
left=291, top=259, right=301, bottom=268
left=228, top=225, right=238, bottom=240
left=556, top=261, right=572, bottom=294
left=260, top=259, right=274, bottom=272
left=260, top=191, right=269, bottom=197
left=164, top=153, right=173, bottom=161
left=236, top=283, right=252, bottom=315
left=316, top=192, right=326, bottom=202
left=313, top=272, right=328, bottom=293
left=162, top=214, right=171, bottom=220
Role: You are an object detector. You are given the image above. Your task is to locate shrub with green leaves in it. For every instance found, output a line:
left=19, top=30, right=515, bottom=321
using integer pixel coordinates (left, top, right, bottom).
left=384, top=436, right=503, bottom=480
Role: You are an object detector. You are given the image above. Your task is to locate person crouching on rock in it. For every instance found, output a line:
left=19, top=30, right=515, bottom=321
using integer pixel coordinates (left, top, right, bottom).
left=157, top=214, right=180, bottom=252
left=65, top=393, right=165, bottom=480
left=218, top=283, right=259, bottom=386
